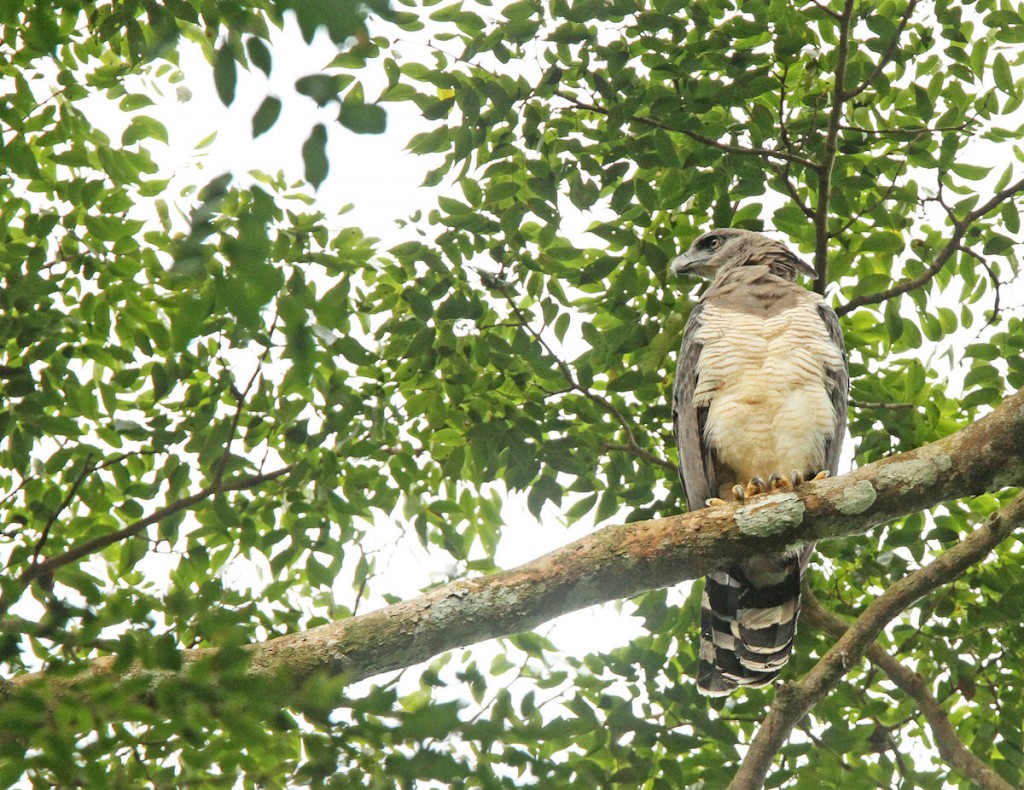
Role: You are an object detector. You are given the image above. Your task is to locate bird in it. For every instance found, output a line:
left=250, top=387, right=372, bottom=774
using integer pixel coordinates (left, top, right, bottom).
left=670, top=228, right=848, bottom=696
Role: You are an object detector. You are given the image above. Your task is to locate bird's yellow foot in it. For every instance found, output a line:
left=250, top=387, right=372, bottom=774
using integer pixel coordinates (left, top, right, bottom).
left=705, top=497, right=728, bottom=507
left=811, top=470, right=830, bottom=481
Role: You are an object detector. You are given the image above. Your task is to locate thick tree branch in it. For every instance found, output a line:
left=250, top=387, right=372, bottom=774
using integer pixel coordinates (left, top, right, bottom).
left=729, top=490, right=1024, bottom=789
left=4, top=388, right=1023, bottom=712
left=802, top=593, right=1016, bottom=790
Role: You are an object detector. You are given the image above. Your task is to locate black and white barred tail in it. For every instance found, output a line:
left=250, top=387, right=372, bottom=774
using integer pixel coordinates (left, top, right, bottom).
left=696, top=548, right=810, bottom=696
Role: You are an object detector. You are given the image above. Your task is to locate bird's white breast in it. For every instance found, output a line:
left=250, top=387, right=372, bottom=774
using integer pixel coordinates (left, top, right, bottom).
left=692, top=303, right=842, bottom=483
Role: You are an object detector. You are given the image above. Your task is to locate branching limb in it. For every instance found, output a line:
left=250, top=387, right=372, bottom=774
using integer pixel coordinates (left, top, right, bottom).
left=837, top=176, right=1024, bottom=316
left=0, top=465, right=293, bottom=620
left=800, top=0, right=842, bottom=20
left=802, top=592, right=1015, bottom=790
left=500, top=291, right=660, bottom=469
left=838, top=117, right=978, bottom=138
left=812, top=0, right=856, bottom=293
left=842, top=0, right=921, bottom=101
left=728, top=490, right=1024, bottom=789
left=600, top=442, right=677, bottom=472
left=30, top=453, right=93, bottom=565
left=553, top=90, right=820, bottom=170
left=768, top=162, right=815, bottom=220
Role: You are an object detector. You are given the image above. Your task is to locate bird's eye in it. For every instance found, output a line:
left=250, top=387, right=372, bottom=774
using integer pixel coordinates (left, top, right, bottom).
left=706, top=236, right=721, bottom=249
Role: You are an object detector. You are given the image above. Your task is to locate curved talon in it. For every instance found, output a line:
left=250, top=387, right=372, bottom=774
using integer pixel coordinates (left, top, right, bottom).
left=811, top=470, right=830, bottom=481
left=745, top=476, right=767, bottom=499
left=732, top=484, right=747, bottom=501
left=768, top=472, right=792, bottom=491
left=792, top=470, right=805, bottom=486
left=705, top=497, right=727, bottom=507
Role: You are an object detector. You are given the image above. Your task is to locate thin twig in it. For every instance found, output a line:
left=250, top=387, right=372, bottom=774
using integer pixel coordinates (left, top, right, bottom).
left=836, top=160, right=907, bottom=235
left=958, top=245, right=1002, bottom=327
left=849, top=399, right=915, bottom=411
left=501, top=295, right=652, bottom=463
left=801, top=0, right=842, bottom=20
left=837, top=176, right=1024, bottom=316
left=214, top=363, right=264, bottom=485
left=772, top=66, right=816, bottom=220
left=31, top=454, right=94, bottom=565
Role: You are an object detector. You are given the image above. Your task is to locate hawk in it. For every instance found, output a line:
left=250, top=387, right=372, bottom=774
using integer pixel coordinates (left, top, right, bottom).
left=670, top=228, right=848, bottom=696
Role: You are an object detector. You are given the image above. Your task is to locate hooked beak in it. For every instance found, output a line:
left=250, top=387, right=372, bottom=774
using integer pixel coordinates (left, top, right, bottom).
left=670, top=250, right=713, bottom=279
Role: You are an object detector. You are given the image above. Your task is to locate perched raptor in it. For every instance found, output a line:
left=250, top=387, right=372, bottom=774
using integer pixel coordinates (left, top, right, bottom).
left=670, top=228, right=848, bottom=696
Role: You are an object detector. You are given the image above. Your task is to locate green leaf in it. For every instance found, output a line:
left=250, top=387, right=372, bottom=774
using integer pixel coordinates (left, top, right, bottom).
left=252, top=95, right=282, bottom=137
left=302, top=123, right=329, bottom=187
left=993, top=53, right=1014, bottom=95
left=295, top=74, right=343, bottom=106
left=213, top=43, right=238, bottom=106
left=246, top=36, right=273, bottom=76
left=884, top=298, right=904, bottom=343
left=339, top=101, right=387, bottom=134
left=122, top=115, right=169, bottom=146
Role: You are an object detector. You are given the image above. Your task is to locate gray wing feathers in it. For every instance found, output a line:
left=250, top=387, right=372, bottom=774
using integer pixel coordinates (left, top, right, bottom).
left=818, top=302, right=849, bottom=476
left=672, top=302, right=717, bottom=510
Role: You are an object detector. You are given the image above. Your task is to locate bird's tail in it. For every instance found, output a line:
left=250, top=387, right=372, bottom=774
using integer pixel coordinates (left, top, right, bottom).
left=696, top=549, right=810, bottom=696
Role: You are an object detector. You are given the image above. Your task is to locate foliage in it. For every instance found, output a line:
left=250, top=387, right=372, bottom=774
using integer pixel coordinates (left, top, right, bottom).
left=0, top=0, right=1022, bottom=787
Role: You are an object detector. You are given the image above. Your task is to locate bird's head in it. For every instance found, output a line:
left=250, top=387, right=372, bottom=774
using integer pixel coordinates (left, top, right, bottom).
left=670, top=228, right=816, bottom=282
